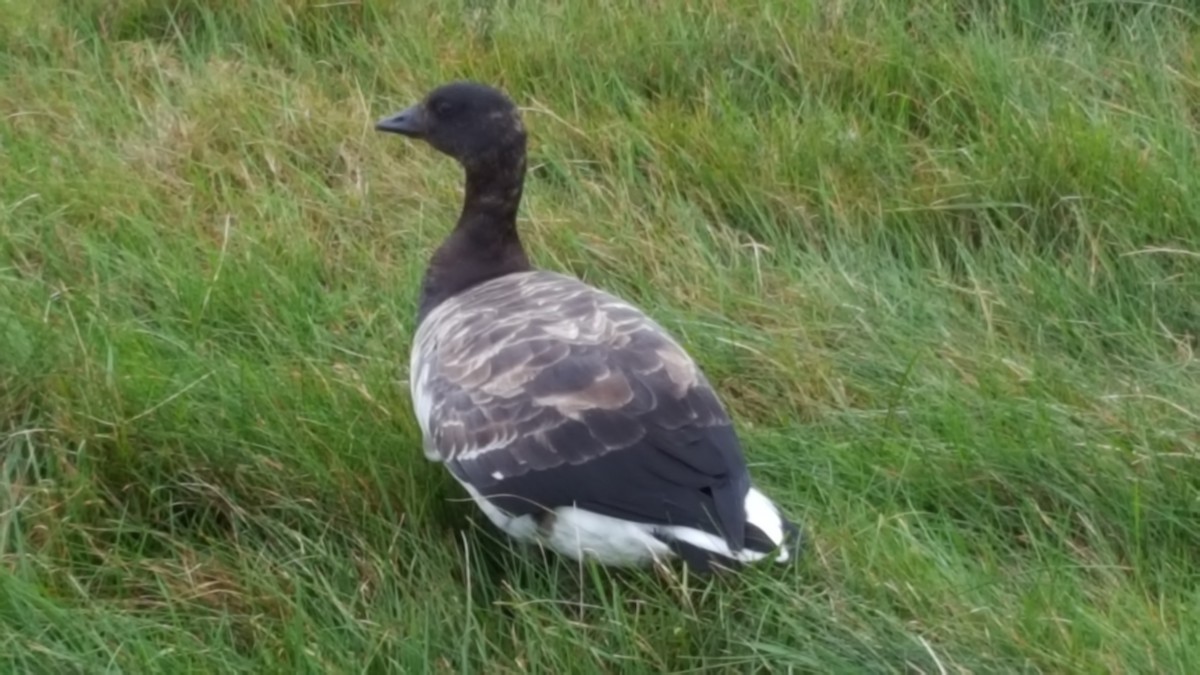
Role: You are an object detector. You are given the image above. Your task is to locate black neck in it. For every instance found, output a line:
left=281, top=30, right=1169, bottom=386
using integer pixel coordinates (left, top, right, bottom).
left=416, top=154, right=532, bottom=324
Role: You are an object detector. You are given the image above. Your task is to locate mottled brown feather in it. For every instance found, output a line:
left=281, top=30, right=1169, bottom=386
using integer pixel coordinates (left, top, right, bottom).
left=410, top=269, right=732, bottom=481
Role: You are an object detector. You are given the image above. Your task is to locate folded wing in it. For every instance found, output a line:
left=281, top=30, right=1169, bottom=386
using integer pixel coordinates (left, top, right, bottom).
left=411, top=271, right=751, bottom=548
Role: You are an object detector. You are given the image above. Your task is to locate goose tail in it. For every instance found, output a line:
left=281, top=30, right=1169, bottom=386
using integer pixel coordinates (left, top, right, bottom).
left=741, top=486, right=803, bottom=565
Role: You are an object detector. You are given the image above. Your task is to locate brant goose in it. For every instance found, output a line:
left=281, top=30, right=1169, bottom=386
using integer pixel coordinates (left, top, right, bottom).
left=376, top=81, right=802, bottom=572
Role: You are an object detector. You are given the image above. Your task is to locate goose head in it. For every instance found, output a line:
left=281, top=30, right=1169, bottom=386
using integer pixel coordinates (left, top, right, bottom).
left=375, top=81, right=526, bottom=171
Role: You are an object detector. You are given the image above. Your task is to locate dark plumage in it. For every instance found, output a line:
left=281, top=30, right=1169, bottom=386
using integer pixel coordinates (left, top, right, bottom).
left=376, top=81, right=802, bottom=572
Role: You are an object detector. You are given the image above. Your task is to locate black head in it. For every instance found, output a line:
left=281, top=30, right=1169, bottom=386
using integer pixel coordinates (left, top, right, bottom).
left=375, top=81, right=526, bottom=168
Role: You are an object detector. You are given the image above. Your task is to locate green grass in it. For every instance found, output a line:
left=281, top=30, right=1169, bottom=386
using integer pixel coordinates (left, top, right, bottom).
left=3, top=0, right=1199, bottom=671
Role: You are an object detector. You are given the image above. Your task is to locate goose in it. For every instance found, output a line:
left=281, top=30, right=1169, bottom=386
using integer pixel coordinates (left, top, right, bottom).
left=375, top=81, right=802, bottom=572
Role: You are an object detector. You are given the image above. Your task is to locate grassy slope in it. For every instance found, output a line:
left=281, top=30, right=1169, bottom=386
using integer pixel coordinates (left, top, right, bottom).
left=2, top=0, right=1199, bottom=671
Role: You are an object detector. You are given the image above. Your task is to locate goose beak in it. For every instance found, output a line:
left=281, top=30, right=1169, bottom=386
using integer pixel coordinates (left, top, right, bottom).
left=375, top=104, right=426, bottom=137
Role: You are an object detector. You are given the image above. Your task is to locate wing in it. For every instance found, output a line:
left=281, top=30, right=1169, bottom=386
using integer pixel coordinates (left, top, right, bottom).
left=410, top=270, right=751, bottom=546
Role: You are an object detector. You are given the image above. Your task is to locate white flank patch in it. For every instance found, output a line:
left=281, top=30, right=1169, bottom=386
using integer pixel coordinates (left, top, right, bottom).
left=545, top=507, right=673, bottom=566
left=458, top=482, right=670, bottom=566
left=455, top=481, right=790, bottom=567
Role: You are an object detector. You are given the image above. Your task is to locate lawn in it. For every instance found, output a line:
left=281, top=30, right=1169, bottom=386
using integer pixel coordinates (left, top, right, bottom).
left=2, top=0, right=1199, bottom=672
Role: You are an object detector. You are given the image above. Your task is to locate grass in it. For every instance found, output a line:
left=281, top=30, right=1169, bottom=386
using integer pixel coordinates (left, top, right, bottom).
left=2, top=0, right=1199, bottom=671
